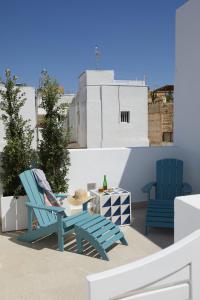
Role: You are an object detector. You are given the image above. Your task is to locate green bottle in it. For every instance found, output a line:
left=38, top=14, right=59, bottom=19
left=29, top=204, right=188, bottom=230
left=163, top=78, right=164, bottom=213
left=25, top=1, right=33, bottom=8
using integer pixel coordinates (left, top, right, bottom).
left=103, top=175, right=108, bottom=190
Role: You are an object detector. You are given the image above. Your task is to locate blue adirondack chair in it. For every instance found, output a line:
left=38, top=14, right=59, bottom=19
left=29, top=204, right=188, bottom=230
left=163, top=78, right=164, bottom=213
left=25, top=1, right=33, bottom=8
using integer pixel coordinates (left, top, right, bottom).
left=18, top=170, right=128, bottom=260
left=142, top=159, right=192, bottom=234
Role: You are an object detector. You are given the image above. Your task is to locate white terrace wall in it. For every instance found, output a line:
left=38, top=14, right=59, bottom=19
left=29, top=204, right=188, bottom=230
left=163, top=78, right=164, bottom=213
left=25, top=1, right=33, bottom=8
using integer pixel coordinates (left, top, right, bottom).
left=174, top=0, right=200, bottom=192
left=68, top=146, right=182, bottom=202
left=0, top=146, right=180, bottom=202
left=175, top=194, right=200, bottom=242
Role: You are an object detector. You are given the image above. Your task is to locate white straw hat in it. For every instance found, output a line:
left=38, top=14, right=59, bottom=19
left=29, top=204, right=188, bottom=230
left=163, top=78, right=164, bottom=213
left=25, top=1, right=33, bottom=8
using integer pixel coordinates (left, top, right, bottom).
left=68, top=188, right=93, bottom=206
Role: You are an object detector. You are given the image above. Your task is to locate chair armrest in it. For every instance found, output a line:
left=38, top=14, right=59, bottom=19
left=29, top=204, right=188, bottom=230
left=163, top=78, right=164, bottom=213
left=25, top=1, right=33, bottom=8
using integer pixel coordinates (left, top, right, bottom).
left=54, top=193, right=67, bottom=199
left=83, top=197, right=95, bottom=211
left=142, top=182, right=156, bottom=193
left=26, top=202, right=65, bottom=213
left=182, top=183, right=192, bottom=195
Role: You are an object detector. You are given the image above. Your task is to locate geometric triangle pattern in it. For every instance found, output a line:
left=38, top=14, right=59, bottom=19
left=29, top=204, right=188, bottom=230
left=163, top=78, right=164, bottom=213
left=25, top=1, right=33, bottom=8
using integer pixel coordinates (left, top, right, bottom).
left=121, top=195, right=130, bottom=205
left=103, top=207, right=111, bottom=217
left=112, top=216, right=121, bottom=225
left=102, top=197, right=111, bottom=207
left=121, top=215, right=130, bottom=225
left=90, top=188, right=131, bottom=226
left=115, top=216, right=121, bottom=225
left=112, top=196, right=121, bottom=206
left=121, top=205, right=130, bottom=215
left=112, top=206, right=121, bottom=216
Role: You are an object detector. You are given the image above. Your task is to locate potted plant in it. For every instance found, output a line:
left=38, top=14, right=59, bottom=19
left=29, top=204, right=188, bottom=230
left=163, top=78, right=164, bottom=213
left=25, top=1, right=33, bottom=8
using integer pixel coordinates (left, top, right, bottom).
left=38, top=70, right=70, bottom=193
left=0, top=69, right=34, bottom=231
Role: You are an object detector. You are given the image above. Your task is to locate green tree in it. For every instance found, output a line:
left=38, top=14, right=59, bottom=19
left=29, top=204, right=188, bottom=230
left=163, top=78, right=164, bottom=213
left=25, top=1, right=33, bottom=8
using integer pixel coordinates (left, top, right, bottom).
left=38, top=70, right=70, bottom=192
left=0, top=69, right=34, bottom=196
left=166, top=91, right=174, bottom=103
left=150, top=91, right=157, bottom=103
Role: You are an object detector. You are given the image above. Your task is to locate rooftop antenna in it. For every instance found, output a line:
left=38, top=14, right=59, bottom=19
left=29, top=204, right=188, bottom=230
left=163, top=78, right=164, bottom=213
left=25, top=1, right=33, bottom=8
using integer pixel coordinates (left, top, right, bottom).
left=39, top=68, right=47, bottom=88
left=144, top=74, right=147, bottom=85
left=95, top=45, right=101, bottom=70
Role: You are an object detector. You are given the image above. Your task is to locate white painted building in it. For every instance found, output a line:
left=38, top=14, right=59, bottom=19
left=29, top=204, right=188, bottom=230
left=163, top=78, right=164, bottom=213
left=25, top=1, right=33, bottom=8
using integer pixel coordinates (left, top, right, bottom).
left=0, top=84, right=37, bottom=151
left=174, top=0, right=200, bottom=192
left=68, top=70, right=149, bottom=148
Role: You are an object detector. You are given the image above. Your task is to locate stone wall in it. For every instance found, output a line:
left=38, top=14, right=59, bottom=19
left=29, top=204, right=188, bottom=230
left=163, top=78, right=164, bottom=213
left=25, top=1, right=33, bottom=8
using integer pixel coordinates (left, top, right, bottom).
left=148, top=102, right=173, bottom=145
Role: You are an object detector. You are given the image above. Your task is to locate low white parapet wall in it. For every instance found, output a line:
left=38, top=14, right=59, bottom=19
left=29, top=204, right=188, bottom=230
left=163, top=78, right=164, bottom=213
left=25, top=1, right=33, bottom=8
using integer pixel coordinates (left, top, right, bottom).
left=0, top=145, right=179, bottom=204
left=87, top=194, right=200, bottom=300
left=0, top=145, right=178, bottom=231
left=87, top=229, right=200, bottom=300
left=175, top=194, right=200, bottom=242
left=69, top=146, right=179, bottom=202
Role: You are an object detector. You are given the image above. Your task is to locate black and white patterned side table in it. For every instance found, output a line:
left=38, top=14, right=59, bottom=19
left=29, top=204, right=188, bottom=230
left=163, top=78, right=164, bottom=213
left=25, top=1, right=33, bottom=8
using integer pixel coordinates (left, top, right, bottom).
left=90, top=188, right=131, bottom=225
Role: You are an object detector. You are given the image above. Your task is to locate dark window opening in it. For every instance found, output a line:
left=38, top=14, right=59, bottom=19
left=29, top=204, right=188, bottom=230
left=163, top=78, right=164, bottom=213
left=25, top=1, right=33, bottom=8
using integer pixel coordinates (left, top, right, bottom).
left=163, top=132, right=173, bottom=142
left=121, top=111, right=130, bottom=123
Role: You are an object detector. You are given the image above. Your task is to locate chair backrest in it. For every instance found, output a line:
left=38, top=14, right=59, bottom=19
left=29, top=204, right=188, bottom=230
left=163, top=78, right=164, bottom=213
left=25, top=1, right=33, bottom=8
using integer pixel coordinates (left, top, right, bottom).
left=156, top=159, right=183, bottom=201
left=19, top=170, right=57, bottom=227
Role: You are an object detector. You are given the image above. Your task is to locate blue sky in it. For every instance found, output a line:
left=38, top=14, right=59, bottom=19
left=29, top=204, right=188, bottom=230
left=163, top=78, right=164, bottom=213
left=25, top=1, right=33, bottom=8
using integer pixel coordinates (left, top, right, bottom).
left=0, top=0, right=187, bottom=92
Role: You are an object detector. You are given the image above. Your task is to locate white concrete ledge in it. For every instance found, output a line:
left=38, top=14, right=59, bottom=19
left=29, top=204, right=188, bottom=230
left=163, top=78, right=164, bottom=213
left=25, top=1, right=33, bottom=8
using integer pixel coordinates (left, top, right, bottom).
left=175, top=194, right=200, bottom=242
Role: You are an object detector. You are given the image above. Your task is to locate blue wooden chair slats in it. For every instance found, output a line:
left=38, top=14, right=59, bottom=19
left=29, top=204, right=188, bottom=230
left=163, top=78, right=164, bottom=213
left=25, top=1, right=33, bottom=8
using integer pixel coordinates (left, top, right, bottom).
left=142, top=159, right=192, bottom=233
left=146, top=216, right=174, bottom=222
left=20, top=171, right=57, bottom=227
left=18, top=170, right=128, bottom=260
left=146, top=222, right=174, bottom=228
left=156, top=159, right=183, bottom=201
left=63, top=211, right=90, bottom=228
left=147, top=208, right=174, bottom=215
left=148, top=200, right=174, bottom=207
left=147, top=207, right=174, bottom=213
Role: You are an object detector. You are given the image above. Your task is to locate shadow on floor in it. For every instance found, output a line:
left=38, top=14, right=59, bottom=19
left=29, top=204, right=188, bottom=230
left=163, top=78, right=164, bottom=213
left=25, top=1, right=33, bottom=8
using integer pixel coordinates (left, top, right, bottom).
left=131, top=206, right=174, bottom=249
left=0, top=227, right=118, bottom=260
left=0, top=206, right=173, bottom=258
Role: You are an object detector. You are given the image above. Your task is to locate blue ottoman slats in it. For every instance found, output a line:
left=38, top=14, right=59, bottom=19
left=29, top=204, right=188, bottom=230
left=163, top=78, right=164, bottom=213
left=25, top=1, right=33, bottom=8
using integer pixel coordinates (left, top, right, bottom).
left=102, top=232, right=125, bottom=250
left=87, top=219, right=111, bottom=234
left=92, top=222, right=115, bottom=238
left=75, top=215, right=128, bottom=260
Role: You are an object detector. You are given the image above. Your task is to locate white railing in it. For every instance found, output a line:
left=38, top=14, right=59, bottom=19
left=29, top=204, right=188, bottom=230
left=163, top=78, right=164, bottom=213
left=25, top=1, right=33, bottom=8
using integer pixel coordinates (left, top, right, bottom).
left=87, top=229, right=200, bottom=300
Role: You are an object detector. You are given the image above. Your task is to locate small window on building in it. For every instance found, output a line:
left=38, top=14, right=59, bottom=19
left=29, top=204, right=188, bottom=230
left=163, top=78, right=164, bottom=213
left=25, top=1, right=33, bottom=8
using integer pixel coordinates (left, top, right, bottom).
left=162, top=132, right=173, bottom=142
left=121, top=111, right=130, bottom=123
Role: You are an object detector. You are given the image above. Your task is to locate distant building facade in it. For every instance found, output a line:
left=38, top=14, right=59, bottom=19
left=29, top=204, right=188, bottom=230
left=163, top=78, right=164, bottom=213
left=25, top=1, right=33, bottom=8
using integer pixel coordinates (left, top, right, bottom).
left=0, top=71, right=149, bottom=151
left=148, top=85, right=174, bottom=145
left=68, top=70, right=149, bottom=148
